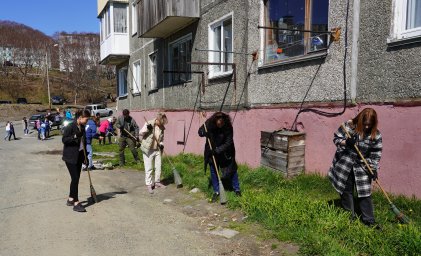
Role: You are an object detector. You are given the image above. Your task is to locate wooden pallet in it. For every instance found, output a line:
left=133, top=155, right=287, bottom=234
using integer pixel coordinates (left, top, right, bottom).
left=260, top=130, right=305, bottom=178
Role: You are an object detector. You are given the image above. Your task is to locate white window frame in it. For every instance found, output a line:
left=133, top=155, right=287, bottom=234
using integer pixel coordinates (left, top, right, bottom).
left=168, top=33, right=193, bottom=85
left=132, top=60, right=141, bottom=94
left=131, top=2, right=137, bottom=36
left=149, top=51, right=158, bottom=90
left=390, top=0, right=421, bottom=42
left=113, top=3, right=128, bottom=34
left=208, top=13, right=234, bottom=78
left=118, top=67, right=128, bottom=97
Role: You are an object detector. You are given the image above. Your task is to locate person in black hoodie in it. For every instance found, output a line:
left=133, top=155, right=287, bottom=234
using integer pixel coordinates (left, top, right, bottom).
left=198, top=112, right=241, bottom=202
left=62, top=109, right=91, bottom=212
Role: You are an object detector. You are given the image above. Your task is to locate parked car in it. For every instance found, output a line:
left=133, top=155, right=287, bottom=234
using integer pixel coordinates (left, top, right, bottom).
left=51, top=96, right=66, bottom=105
left=29, top=114, right=45, bottom=129
left=0, top=100, right=12, bottom=104
left=85, top=104, right=113, bottom=117
left=17, top=98, right=28, bottom=104
left=47, top=113, right=62, bottom=129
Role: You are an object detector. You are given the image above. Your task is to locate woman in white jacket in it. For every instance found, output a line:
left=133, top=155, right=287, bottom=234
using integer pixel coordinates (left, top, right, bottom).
left=3, top=121, right=10, bottom=140
left=140, top=113, right=168, bottom=194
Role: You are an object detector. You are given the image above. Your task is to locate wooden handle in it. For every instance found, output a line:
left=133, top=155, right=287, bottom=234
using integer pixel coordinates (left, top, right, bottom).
left=340, top=124, right=392, bottom=203
left=201, top=115, right=223, bottom=181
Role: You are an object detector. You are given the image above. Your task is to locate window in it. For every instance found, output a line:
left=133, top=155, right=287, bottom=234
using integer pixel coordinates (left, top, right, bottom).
left=132, top=60, right=141, bottom=94
left=390, top=0, right=421, bottom=41
left=114, top=3, right=127, bottom=33
left=168, top=34, right=192, bottom=84
left=149, top=52, right=158, bottom=90
left=262, top=0, right=329, bottom=65
left=118, top=68, right=128, bottom=96
left=131, top=2, right=137, bottom=35
left=100, top=16, right=104, bottom=41
left=209, top=14, right=233, bottom=77
left=106, top=8, right=111, bottom=36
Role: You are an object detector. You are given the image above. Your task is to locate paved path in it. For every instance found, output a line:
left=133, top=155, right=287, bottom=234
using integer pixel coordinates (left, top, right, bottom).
left=0, top=129, right=219, bottom=256
left=0, top=127, right=299, bottom=256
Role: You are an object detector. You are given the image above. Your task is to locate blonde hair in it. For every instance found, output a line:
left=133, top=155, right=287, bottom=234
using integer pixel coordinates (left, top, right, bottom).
left=156, top=113, right=168, bottom=125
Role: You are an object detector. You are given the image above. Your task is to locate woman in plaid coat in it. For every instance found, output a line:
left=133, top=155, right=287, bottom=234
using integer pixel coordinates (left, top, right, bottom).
left=328, top=108, right=383, bottom=226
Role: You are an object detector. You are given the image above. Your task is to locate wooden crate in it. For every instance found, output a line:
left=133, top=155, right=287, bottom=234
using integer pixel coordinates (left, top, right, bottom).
left=260, top=130, right=305, bottom=177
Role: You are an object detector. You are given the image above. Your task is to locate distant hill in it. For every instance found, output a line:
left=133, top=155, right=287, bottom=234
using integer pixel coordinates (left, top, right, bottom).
left=0, top=20, right=53, bottom=48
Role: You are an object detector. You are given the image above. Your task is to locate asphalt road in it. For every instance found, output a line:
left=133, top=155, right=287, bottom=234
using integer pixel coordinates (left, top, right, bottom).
left=0, top=127, right=219, bottom=256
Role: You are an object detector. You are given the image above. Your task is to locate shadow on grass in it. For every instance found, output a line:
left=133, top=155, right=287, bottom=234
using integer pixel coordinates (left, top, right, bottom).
left=82, top=191, right=128, bottom=208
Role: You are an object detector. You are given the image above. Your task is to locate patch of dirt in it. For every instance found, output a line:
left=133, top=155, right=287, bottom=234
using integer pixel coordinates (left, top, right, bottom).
left=137, top=177, right=301, bottom=256
left=36, top=149, right=62, bottom=155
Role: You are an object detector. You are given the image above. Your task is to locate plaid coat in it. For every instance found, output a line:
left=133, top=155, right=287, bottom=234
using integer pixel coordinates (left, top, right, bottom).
left=328, top=121, right=383, bottom=197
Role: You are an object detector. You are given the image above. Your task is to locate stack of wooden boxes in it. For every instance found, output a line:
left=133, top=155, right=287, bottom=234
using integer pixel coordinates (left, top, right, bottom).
left=260, top=130, right=306, bottom=178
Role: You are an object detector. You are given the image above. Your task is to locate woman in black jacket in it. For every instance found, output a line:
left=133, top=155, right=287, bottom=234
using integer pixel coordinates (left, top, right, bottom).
left=62, top=109, right=91, bottom=212
left=198, top=112, right=241, bottom=202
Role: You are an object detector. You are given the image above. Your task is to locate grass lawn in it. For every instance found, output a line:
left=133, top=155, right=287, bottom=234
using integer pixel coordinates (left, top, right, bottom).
left=92, top=143, right=421, bottom=256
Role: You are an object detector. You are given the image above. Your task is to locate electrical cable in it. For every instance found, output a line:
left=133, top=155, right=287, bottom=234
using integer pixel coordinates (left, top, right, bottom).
left=290, top=0, right=350, bottom=131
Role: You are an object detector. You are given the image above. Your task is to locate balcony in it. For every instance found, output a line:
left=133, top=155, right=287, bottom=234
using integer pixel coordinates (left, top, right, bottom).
left=137, top=0, right=200, bottom=38
left=100, top=34, right=129, bottom=65
left=98, top=1, right=130, bottom=65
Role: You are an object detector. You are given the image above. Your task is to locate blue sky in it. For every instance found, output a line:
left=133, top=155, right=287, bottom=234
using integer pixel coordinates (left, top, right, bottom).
left=0, top=0, right=99, bottom=36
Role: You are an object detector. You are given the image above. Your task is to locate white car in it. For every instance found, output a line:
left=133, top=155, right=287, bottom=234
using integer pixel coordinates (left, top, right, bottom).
left=85, top=104, right=114, bottom=117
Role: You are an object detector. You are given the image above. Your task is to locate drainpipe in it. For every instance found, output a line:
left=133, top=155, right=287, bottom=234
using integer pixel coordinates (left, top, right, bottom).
left=350, top=0, right=360, bottom=103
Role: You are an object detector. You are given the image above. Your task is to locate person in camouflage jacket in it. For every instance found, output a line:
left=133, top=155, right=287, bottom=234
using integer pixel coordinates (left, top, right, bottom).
left=328, top=108, right=383, bottom=226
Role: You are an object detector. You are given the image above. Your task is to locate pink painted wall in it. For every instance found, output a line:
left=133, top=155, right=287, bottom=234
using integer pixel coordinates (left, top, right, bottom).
left=131, top=105, right=421, bottom=198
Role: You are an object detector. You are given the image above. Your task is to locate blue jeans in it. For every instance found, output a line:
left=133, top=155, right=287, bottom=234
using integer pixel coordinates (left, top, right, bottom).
left=86, top=144, right=93, bottom=168
left=210, top=164, right=240, bottom=193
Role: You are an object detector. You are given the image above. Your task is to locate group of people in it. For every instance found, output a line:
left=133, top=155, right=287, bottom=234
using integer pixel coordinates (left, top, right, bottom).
left=3, top=121, right=17, bottom=141
left=62, top=107, right=383, bottom=229
left=34, top=117, right=53, bottom=140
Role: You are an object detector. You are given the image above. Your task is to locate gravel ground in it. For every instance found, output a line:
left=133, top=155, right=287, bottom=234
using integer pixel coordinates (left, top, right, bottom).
left=0, top=125, right=299, bottom=256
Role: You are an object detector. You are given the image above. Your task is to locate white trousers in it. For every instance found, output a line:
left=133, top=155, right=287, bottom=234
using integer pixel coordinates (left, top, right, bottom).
left=142, top=150, right=162, bottom=186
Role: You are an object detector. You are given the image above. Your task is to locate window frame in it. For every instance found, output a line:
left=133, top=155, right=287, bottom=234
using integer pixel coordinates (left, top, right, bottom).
left=118, top=67, right=128, bottom=97
left=113, top=3, right=128, bottom=34
left=168, top=33, right=193, bottom=85
left=259, top=0, right=329, bottom=67
left=132, top=60, right=141, bottom=94
left=131, top=2, right=137, bottom=36
left=149, top=51, right=158, bottom=91
left=208, top=13, right=234, bottom=79
left=389, top=0, right=421, bottom=43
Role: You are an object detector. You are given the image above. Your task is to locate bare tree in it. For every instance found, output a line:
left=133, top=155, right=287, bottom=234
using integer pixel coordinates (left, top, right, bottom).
left=58, top=33, right=102, bottom=104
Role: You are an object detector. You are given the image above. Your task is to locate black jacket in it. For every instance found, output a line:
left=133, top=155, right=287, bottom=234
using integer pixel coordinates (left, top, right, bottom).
left=198, top=121, right=237, bottom=172
left=62, top=122, right=86, bottom=164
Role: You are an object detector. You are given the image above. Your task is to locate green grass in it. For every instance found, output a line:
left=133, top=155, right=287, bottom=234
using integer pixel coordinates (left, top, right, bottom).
left=91, top=145, right=421, bottom=255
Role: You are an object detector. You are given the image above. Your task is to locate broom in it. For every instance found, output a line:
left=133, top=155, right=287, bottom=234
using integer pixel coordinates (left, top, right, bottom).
left=201, top=114, right=227, bottom=205
left=143, top=117, right=183, bottom=188
left=82, top=137, right=98, bottom=204
left=341, top=124, right=410, bottom=224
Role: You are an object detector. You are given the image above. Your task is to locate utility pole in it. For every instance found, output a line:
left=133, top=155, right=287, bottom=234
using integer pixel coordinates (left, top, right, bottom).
left=45, top=51, right=51, bottom=111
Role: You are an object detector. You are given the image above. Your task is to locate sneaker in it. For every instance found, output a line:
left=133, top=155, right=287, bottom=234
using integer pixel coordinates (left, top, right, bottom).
left=147, top=185, right=154, bottom=194
left=66, top=199, right=74, bottom=206
left=73, top=203, right=86, bottom=212
left=211, top=192, right=220, bottom=203
left=155, top=182, right=166, bottom=188
left=235, top=191, right=242, bottom=197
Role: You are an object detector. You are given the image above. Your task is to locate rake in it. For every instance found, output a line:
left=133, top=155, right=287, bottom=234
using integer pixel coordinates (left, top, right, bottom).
left=201, top=113, right=227, bottom=205
left=341, top=124, right=410, bottom=224
left=82, top=137, right=98, bottom=204
left=142, top=117, right=183, bottom=188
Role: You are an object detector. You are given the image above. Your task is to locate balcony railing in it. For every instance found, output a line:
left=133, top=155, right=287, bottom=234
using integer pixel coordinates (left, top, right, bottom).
left=137, top=0, right=200, bottom=38
left=100, top=33, right=129, bottom=65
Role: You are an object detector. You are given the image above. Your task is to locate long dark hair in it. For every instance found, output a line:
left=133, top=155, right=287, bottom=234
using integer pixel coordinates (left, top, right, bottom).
left=207, top=112, right=232, bottom=130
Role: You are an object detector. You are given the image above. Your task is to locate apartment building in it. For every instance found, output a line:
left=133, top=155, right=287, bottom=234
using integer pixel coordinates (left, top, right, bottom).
left=98, top=0, right=421, bottom=198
